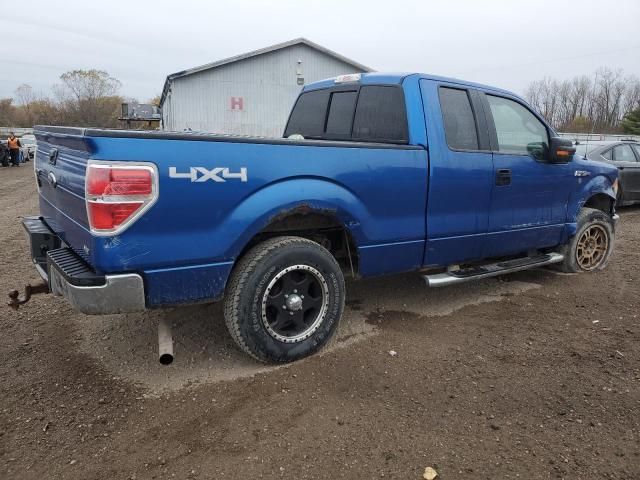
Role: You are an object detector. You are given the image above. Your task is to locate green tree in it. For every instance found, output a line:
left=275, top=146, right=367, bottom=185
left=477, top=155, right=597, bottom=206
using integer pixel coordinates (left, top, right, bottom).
left=621, top=108, right=640, bottom=135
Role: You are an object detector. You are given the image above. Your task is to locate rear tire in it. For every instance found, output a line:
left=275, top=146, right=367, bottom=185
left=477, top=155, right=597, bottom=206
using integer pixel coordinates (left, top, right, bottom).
left=224, top=236, right=345, bottom=363
left=558, top=207, right=614, bottom=273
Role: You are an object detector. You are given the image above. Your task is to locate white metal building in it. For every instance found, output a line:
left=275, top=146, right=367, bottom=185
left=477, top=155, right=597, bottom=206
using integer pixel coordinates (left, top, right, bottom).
left=159, top=38, right=373, bottom=137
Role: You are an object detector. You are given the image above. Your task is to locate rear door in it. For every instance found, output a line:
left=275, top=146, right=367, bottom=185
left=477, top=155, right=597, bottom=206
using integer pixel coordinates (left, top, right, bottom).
left=420, top=80, right=494, bottom=266
left=607, top=143, right=640, bottom=202
left=481, top=93, right=572, bottom=257
left=631, top=144, right=640, bottom=201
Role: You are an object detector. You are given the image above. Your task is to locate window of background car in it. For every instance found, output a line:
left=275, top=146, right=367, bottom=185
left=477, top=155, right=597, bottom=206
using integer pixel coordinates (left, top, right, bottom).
left=284, top=89, right=330, bottom=139
left=487, top=95, right=548, bottom=157
left=352, top=86, right=408, bottom=143
left=439, top=87, right=479, bottom=150
left=602, top=148, right=613, bottom=160
left=612, top=144, right=637, bottom=162
left=632, top=144, right=640, bottom=160
left=325, top=91, right=357, bottom=136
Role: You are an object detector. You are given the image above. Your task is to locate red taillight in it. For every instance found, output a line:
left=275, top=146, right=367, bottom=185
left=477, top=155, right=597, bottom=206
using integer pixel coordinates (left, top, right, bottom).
left=86, top=163, right=157, bottom=234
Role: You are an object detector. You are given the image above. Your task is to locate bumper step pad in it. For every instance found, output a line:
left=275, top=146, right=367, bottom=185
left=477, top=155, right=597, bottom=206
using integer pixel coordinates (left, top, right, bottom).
left=47, top=248, right=105, bottom=287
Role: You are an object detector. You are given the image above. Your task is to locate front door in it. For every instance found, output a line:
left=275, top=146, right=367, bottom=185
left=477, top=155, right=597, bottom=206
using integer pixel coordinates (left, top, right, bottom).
left=482, top=93, right=572, bottom=258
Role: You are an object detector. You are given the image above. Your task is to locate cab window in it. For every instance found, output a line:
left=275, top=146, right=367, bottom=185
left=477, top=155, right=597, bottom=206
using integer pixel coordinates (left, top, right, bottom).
left=487, top=95, right=549, bottom=158
left=439, top=87, right=479, bottom=150
left=284, top=85, right=408, bottom=144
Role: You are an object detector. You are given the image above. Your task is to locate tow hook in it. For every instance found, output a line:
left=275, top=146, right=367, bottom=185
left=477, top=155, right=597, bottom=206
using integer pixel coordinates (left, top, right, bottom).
left=7, top=283, right=50, bottom=310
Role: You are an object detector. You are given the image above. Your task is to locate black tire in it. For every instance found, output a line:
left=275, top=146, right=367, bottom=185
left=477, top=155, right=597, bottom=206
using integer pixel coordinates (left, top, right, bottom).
left=224, top=236, right=345, bottom=363
left=558, top=207, right=615, bottom=273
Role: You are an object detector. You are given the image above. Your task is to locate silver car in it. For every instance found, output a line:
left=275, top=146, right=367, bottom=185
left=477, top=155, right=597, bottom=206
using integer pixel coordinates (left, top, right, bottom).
left=20, top=134, right=36, bottom=162
left=575, top=140, right=640, bottom=206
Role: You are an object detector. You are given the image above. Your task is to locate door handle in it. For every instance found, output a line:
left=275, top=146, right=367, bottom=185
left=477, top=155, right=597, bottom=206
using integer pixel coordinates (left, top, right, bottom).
left=496, top=169, right=511, bottom=186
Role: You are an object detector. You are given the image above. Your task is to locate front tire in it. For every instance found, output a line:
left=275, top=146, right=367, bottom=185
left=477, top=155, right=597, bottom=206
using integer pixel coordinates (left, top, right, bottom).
left=559, top=207, right=614, bottom=273
left=224, top=236, right=345, bottom=363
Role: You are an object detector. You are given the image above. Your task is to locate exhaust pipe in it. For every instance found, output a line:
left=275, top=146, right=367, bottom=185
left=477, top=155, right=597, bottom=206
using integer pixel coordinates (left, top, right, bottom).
left=158, top=317, right=174, bottom=365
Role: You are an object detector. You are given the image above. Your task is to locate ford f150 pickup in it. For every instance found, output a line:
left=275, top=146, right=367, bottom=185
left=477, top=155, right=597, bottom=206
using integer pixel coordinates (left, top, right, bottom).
left=15, top=72, right=619, bottom=364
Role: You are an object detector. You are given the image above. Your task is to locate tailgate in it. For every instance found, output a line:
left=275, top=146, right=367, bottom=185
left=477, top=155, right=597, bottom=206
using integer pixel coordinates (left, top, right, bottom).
left=34, top=126, right=94, bottom=263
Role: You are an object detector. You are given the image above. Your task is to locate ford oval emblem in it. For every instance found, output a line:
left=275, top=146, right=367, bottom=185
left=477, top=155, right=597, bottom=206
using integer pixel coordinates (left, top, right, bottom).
left=48, top=172, right=57, bottom=188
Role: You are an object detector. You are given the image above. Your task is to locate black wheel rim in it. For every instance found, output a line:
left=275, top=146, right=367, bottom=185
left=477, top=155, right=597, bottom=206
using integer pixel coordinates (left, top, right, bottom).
left=261, top=265, right=329, bottom=343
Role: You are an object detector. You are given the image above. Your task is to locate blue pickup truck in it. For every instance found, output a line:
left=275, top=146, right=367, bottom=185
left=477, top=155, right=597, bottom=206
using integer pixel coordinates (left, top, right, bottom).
left=16, top=72, right=619, bottom=363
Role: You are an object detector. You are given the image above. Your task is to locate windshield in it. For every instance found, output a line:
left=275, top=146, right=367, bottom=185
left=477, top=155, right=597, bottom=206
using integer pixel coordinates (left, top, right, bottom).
left=20, top=135, right=36, bottom=145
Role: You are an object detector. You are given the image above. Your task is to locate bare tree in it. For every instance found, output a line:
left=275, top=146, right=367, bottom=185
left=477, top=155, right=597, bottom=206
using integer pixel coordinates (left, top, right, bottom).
left=525, top=68, right=640, bottom=133
left=55, top=70, right=123, bottom=127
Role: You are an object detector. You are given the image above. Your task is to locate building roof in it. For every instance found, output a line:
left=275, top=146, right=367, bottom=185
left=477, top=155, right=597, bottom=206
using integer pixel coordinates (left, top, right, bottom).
left=159, top=38, right=374, bottom=106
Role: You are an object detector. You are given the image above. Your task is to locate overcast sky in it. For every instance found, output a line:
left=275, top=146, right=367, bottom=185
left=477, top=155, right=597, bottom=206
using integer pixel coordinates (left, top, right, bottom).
left=1, top=0, right=638, bottom=102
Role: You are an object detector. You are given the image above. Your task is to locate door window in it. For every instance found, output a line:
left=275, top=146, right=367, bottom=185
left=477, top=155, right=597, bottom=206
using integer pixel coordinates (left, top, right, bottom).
left=612, top=144, right=637, bottom=162
left=439, top=87, right=479, bottom=150
left=487, top=95, right=549, bottom=158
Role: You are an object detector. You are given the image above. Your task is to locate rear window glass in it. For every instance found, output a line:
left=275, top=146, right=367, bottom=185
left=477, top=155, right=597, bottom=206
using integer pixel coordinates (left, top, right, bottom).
left=352, top=86, right=408, bottom=143
left=285, top=85, right=408, bottom=144
left=439, top=87, right=479, bottom=150
left=325, top=91, right=357, bottom=136
left=284, top=89, right=329, bottom=139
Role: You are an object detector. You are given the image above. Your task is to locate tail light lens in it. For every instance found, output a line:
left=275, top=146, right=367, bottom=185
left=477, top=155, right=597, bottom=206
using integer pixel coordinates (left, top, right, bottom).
left=86, top=162, right=158, bottom=235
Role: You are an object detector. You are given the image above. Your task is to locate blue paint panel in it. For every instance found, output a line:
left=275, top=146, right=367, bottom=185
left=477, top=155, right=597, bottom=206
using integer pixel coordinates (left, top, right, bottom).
left=144, top=261, right=234, bottom=306
left=419, top=79, right=494, bottom=265
left=358, top=240, right=425, bottom=276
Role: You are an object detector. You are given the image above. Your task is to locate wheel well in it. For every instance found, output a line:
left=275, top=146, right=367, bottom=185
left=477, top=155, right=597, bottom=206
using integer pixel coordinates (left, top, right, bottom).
left=584, top=193, right=614, bottom=214
left=239, top=207, right=359, bottom=277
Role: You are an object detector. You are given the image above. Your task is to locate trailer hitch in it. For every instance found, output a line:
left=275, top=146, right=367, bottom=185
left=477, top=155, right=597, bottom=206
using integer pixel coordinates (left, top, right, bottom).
left=8, top=283, right=50, bottom=310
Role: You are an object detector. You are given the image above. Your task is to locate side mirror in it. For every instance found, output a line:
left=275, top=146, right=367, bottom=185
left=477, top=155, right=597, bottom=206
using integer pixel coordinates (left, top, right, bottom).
left=549, top=137, right=576, bottom=163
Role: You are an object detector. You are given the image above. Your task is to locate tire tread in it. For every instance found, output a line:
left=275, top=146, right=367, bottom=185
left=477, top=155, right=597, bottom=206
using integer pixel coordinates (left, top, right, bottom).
left=223, top=236, right=341, bottom=362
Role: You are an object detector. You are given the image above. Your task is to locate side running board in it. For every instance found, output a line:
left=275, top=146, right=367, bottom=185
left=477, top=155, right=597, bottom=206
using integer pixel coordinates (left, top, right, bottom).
left=424, top=252, right=564, bottom=287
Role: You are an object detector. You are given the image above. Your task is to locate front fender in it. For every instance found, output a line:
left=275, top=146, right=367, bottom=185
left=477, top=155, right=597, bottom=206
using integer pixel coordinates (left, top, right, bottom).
left=568, top=173, right=616, bottom=222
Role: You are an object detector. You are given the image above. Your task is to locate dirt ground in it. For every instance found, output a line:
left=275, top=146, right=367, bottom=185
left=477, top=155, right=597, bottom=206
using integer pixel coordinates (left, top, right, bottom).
left=1, top=164, right=639, bottom=480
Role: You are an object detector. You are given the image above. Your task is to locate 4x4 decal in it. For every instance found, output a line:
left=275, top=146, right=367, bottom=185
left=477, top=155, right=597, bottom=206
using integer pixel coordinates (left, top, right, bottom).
left=169, top=167, right=247, bottom=183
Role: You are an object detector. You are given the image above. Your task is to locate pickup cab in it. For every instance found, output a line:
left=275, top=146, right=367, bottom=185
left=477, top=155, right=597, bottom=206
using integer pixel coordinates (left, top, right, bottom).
left=20, top=72, right=619, bottom=363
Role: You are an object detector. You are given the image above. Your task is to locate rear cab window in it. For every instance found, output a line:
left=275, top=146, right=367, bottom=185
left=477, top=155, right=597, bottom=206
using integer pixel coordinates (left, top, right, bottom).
left=284, top=85, right=408, bottom=144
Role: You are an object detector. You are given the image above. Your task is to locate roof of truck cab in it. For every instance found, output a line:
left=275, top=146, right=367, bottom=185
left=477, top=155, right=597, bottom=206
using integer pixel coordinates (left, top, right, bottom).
left=303, top=72, right=516, bottom=97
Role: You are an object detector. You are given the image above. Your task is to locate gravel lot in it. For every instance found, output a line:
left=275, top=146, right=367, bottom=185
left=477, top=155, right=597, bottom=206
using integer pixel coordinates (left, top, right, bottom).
left=1, top=164, right=639, bottom=479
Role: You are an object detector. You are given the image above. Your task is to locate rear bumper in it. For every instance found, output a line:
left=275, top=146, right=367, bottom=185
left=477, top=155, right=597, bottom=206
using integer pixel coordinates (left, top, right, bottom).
left=23, top=216, right=146, bottom=315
